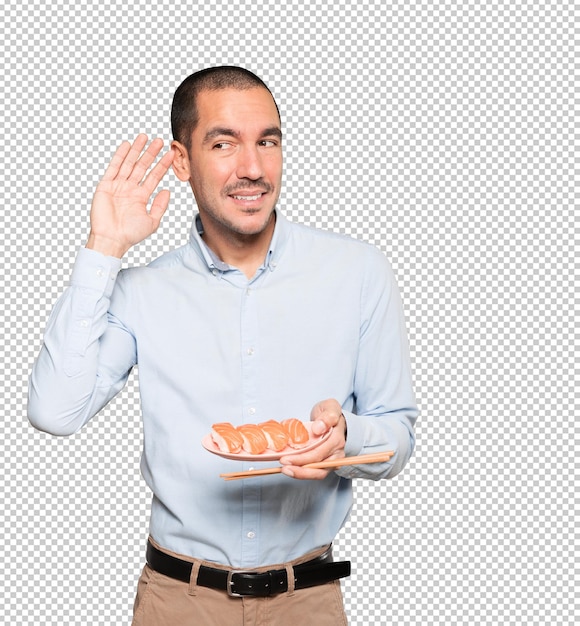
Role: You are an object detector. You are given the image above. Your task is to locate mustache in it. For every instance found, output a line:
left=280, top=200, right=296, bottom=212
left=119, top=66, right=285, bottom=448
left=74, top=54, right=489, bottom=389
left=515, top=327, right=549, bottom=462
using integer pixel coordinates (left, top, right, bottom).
left=223, top=180, right=273, bottom=195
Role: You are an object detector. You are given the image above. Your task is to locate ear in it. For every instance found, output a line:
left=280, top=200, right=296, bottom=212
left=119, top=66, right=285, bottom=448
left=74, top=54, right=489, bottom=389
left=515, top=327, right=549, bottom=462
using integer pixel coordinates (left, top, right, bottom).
left=171, top=141, right=191, bottom=181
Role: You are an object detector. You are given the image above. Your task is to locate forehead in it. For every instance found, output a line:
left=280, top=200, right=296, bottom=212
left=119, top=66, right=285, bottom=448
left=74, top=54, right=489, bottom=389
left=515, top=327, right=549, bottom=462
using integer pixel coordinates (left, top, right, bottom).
left=194, top=87, right=281, bottom=134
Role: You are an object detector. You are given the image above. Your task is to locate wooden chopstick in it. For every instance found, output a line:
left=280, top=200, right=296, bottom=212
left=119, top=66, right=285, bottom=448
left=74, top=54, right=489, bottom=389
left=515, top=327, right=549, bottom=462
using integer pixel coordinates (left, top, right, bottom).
left=220, top=451, right=394, bottom=480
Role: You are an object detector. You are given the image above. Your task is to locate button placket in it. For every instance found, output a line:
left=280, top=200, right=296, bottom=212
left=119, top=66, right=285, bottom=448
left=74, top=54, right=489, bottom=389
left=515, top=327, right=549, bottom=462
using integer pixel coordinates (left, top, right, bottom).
left=239, top=283, right=262, bottom=565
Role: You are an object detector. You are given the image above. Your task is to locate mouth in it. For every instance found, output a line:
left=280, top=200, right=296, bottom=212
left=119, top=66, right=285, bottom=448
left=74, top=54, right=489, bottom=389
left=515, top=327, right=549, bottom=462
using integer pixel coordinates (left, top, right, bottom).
left=227, top=189, right=270, bottom=207
left=231, top=192, right=265, bottom=202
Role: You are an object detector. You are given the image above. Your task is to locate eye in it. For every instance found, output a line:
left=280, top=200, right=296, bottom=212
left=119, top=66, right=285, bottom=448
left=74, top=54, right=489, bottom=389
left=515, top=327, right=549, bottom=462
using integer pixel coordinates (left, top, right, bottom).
left=213, top=142, right=232, bottom=150
left=259, top=139, right=279, bottom=148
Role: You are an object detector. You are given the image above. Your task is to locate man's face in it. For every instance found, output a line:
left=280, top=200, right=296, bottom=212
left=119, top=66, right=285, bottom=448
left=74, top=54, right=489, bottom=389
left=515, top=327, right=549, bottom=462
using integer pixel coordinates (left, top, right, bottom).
left=186, top=87, right=283, bottom=238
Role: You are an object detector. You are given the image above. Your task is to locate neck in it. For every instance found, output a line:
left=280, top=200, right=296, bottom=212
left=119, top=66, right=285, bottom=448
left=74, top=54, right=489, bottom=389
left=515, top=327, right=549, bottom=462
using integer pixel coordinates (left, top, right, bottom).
left=200, top=212, right=276, bottom=279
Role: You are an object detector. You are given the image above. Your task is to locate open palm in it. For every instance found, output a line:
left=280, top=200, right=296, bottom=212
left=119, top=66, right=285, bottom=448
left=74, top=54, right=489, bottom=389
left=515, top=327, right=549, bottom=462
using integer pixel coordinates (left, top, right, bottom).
left=87, top=134, right=175, bottom=257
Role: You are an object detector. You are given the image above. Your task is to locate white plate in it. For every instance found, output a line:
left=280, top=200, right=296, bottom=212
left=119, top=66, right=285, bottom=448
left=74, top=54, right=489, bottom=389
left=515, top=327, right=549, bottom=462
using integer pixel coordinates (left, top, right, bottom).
left=202, top=423, right=332, bottom=461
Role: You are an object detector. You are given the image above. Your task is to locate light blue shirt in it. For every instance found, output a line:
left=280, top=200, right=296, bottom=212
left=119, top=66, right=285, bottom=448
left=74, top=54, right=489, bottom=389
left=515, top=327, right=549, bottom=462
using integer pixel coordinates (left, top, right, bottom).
left=28, top=211, right=418, bottom=568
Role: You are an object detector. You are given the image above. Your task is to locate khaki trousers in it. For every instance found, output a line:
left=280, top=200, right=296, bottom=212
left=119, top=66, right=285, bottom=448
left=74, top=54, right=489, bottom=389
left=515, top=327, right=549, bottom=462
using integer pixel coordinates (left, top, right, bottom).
left=131, top=538, right=348, bottom=626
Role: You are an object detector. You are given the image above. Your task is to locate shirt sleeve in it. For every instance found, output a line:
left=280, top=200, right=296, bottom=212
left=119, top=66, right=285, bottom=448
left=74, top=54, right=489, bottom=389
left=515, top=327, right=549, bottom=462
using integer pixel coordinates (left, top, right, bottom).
left=28, top=247, right=137, bottom=436
left=336, top=248, right=418, bottom=480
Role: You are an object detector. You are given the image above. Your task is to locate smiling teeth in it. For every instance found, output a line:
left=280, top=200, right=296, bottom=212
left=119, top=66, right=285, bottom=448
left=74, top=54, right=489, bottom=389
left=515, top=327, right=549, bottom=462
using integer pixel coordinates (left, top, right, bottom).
left=233, top=194, right=262, bottom=201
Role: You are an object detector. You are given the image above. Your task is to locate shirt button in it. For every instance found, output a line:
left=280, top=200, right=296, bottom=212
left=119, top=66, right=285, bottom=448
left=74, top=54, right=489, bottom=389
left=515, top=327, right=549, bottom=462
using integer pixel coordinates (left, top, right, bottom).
left=247, top=347, right=255, bottom=356
left=96, top=268, right=104, bottom=278
left=247, top=531, right=256, bottom=539
left=212, top=269, right=219, bottom=276
left=248, top=407, right=256, bottom=416
left=79, top=320, right=89, bottom=328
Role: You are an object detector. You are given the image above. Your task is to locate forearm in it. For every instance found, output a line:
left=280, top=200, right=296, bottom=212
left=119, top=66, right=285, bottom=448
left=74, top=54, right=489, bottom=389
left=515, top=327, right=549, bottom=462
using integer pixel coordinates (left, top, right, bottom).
left=339, top=407, right=417, bottom=480
left=336, top=247, right=418, bottom=480
left=27, top=249, right=131, bottom=435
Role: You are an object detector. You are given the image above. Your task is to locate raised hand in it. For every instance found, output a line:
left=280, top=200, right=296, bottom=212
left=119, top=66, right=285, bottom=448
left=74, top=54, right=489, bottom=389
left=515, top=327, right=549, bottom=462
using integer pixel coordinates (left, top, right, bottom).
left=86, top=134, right=175, bottom=257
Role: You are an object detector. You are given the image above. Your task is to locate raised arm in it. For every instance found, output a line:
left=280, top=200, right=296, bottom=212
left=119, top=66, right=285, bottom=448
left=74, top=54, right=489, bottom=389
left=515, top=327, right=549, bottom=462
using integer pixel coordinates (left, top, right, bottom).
left=28, top=136, right=174, bottom=435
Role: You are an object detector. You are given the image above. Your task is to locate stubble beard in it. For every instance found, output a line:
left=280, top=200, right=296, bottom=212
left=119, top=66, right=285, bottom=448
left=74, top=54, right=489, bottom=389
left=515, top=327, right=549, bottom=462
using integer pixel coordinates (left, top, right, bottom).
left=197, top=181, right=279, bottom=240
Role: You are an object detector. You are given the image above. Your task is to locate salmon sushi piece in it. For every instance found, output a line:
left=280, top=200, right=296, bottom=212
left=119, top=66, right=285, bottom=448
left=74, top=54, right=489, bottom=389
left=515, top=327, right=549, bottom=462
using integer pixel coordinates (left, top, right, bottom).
left=237, top=424, right=269, bottom=454
left=259, top=420, right=290, bottom=451
left=211, top=422, right=244, bottom=454
left=281, top=418, right=310, bottom=448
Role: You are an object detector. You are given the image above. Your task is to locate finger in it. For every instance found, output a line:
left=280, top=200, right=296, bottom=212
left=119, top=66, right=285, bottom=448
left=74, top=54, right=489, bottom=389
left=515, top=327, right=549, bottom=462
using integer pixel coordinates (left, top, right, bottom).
left=115, top=134, right=150, bottom=180
left=100, top=140, right=132, bottom=182
left=148, top=189, right=171, bottom=226
left=280, top=438, right=343, bottom=468
left=140, top=148, right=175, bottom=196
left=280, top=421, right=345, bottom=468
left=281, top=443, right=346, bottom=479
left=281, top=465, right=330, bottom=480
left=310, top=399, right=342, bottom=427
left=127, top=137, right=165, bottom=184
left=310, top=418, right=331, bottom=436
left=280, top=447, right=326, bottom=467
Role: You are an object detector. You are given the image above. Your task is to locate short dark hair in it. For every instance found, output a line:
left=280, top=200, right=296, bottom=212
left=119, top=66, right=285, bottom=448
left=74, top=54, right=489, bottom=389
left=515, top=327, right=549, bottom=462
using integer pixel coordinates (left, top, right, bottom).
left=171, top=66, right=280, bottom=151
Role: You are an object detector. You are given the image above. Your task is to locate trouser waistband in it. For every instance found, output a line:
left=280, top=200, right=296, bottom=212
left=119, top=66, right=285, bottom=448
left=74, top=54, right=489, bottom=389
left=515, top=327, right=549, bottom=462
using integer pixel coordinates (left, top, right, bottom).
left=146, top=540, right=351, bottom=597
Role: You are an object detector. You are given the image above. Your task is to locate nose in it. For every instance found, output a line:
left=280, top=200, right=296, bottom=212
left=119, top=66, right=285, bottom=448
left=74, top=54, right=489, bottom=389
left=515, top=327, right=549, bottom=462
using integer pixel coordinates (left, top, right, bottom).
left=235, top=145, right=264, bottom=180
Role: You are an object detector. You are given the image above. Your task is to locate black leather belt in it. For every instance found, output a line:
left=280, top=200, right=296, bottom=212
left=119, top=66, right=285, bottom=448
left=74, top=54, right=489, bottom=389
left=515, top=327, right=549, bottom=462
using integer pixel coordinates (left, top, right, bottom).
left=146, top=540, right=351, bottom=597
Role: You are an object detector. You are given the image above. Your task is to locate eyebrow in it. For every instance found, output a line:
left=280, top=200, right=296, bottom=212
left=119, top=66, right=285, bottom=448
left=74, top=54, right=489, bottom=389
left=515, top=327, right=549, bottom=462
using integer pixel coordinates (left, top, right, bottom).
left=203, top=126, right=282, bottom=144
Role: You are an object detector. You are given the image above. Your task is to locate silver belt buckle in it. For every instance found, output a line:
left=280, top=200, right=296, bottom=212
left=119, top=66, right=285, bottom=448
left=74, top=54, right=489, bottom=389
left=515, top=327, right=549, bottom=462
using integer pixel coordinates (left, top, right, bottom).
left=227, top=570, right=258, bottom=597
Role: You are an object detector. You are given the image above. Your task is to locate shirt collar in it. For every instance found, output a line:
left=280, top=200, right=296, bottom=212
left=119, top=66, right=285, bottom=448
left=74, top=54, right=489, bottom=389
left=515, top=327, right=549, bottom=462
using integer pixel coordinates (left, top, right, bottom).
left=192, top=214, right=230, bottom=272
left=188, top=209, right=289, bottom=275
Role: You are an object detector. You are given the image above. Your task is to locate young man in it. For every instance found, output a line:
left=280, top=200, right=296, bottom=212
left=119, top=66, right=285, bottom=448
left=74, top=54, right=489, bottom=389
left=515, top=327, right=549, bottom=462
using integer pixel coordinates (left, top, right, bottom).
left=28, top=67, right=418, bottom=625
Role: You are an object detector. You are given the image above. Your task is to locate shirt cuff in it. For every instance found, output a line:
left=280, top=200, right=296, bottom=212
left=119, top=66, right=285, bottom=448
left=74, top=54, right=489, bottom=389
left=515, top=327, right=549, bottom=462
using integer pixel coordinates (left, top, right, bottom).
left=70, top=247, right=122, bottom=298
left=342, top=411, right=365, bottom=457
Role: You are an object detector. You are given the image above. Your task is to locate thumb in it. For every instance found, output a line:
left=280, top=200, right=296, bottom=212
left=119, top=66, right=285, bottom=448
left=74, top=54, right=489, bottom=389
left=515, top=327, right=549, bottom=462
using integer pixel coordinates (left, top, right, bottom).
left=310, top=398, right=342, bottom=432
left=149, top=189, right=171, bottom=226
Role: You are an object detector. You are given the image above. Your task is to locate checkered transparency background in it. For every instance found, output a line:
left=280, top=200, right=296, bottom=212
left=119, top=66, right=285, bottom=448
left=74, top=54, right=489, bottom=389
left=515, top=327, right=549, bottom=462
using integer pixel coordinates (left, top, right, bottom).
left=1, top=0, right=576, bottom=624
